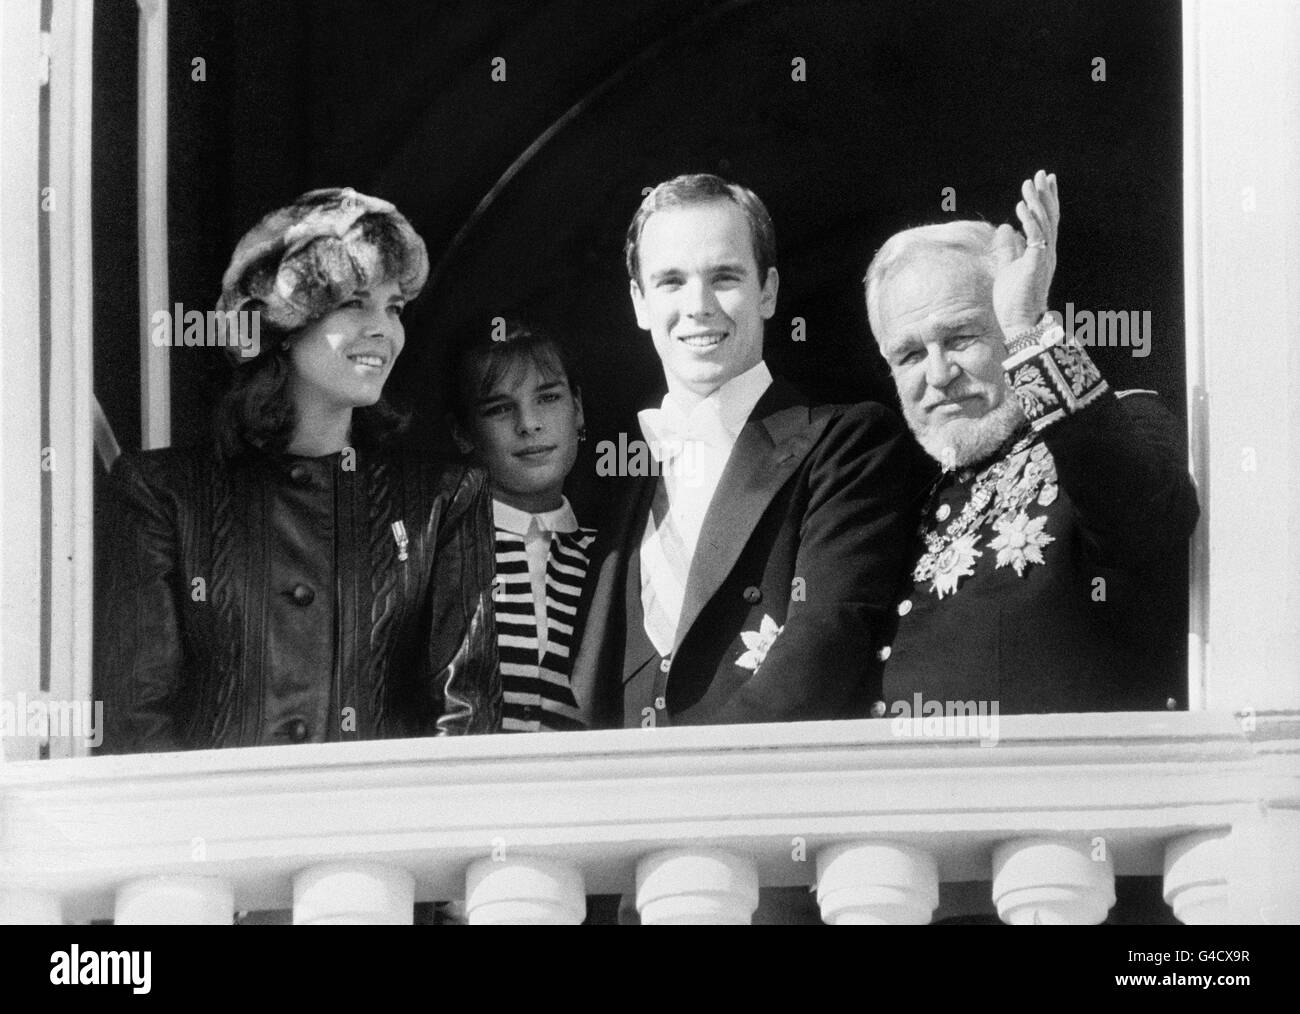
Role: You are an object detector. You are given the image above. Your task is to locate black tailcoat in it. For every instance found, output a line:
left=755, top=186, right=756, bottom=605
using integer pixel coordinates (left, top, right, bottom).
left=570, top=377, right=921, bottom=728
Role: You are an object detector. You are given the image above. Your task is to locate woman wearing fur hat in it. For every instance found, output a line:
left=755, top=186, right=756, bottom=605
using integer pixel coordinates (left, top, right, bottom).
left=95, top=188, right=500, bottom=752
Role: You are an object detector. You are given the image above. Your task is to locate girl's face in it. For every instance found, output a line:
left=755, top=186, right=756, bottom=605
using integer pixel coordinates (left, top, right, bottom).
left=287, top=278, right=406, bottom=413
left=459, top=353, right=584, bottom=514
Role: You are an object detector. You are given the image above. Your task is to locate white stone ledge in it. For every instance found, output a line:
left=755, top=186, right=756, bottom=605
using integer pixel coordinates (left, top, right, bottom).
left=0, top=711, right=1292, bottom=922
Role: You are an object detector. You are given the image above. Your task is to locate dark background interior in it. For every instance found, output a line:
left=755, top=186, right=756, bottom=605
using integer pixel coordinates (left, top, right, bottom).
left=95, top=0, right=1185, bottom=518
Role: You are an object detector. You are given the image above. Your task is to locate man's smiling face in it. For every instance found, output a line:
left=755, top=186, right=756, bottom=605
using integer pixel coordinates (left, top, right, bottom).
left=630, top=200, right=778, bottom=404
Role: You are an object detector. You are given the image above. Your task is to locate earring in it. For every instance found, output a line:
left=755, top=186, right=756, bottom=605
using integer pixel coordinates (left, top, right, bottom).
left=578, top=426, right=587, bottom=443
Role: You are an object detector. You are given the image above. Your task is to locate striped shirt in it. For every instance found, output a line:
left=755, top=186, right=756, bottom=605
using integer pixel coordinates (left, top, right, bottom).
left=492, top=499, right=596, bottom=733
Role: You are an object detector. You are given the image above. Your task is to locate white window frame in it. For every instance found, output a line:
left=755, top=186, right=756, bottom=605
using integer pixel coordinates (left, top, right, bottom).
left=0, top=0, right=95, bottom=761
left=1, top=0, right=1296, bottom=763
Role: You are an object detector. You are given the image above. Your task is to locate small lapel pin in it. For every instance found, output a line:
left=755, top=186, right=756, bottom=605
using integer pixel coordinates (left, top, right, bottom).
left=391, top=520, right=409, bottom=562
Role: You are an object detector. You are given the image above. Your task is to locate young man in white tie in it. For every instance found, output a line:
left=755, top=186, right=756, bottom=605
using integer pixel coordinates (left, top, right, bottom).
left=570, top=173, right=922, bottom=731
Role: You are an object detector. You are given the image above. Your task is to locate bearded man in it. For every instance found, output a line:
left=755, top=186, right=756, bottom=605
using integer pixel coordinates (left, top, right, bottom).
left=865, top=171, right=1199, bottom=714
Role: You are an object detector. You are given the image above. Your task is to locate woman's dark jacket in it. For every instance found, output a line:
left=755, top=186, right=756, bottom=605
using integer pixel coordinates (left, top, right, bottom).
left=94, top=444, right=500, bottom=752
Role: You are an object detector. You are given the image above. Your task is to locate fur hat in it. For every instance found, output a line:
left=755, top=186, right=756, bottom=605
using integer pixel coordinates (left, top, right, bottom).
left=216, top=187, right=428, bottom=365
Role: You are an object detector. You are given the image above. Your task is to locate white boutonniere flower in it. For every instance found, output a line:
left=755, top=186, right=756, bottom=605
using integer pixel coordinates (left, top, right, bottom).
left=736, top=614, right=784, bottom=671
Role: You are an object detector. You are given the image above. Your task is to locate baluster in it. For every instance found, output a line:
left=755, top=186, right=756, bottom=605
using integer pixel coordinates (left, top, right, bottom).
left=816, top=841, right=939, bottom=925
left=465, top=856, right=585, bottom=925
left=992, top=837, right=1115, bottom=924
left=115, top=875, right=233, bottom=925
left=293, top=862, right=413, bottom=925
left=636, top=848, right=758, bottom=925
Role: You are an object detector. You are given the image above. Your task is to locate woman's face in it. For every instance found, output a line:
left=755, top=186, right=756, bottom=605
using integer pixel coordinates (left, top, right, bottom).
left=460, top=354, right=584, bottom=514
left=287, top=277, right=406, bottom=412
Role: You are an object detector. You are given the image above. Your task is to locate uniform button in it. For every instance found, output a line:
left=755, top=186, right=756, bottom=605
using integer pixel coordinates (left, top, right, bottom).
left=290, top=584, right=315, bottom=606
left=897, top=599, right=912, bottom=616
left=659, top=658, right=671, bottom=673
left=1166, top=698, right=1178, bottom=711
left=869, top=700, right=887, bottom=719
left=286, top=718, right=308, bottom=742
left=654, top=696, right=666, bottom=710
left=289, top=464, right=312, bottom=487
left=742, top=585, right=762, bottom=604
left=936, top=503, right=952, bottom=522
left=876, top=645, right=892, bottom=661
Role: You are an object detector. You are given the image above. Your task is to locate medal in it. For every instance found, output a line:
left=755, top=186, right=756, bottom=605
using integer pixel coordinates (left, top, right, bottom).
left=913, top=431, right=1058, bottom=597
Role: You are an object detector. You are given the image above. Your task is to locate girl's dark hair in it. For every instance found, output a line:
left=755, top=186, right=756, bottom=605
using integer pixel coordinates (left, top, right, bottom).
left=450, top=321, right=580, bottom=428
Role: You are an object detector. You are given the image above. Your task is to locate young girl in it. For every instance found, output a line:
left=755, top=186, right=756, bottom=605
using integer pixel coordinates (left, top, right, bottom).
left=96, top=188, right=500, bottom=751
left=452, top=324, right=595, bottom=732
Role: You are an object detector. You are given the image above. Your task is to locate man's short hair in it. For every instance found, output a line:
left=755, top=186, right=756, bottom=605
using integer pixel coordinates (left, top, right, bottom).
left=863, top=221, right=1004, bottom=343
left=625, top=173, right=777, bottom=286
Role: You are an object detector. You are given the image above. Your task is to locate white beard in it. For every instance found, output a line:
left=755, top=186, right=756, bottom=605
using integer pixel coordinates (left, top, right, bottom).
left=909, top=394, right=1028, bottom=470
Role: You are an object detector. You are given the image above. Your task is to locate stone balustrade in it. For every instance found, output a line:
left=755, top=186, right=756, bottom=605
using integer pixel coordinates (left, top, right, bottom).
left=1, top=711, right=1297, bottom=925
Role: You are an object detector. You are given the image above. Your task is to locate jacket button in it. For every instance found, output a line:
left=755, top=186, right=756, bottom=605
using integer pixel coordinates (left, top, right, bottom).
left=654, top=696, right=666, bottom=710
left=897, top=599, right=913, bottom=616
left=659, top=658, right=671, bottom=673
left=869, top=700, right=887, bottom=719
left=742, top=585, right=762, bottom=604
left=291, top=584, right=315, bottom=606
left=876, top=645, right=892, bottom=661
left=289, top=464, right=312, bottom=486
left=936, top=503, right=952, bottom=522
left=286, top=718, right=308, bottom=742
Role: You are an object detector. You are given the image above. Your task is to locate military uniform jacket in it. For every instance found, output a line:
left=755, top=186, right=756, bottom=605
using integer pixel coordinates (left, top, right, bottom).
left=570, top=378, right=921, bottom=729
left=882, top=337, right=1200, bottom=714
left=95, top=444, right=501, bottom=752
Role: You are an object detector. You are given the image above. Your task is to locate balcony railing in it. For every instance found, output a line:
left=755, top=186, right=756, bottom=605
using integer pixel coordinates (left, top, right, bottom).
left=1, top=711, right=1297, bottom=924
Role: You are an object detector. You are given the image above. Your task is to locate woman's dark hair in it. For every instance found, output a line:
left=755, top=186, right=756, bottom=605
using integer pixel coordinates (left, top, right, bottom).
left=212, top=331, right=410, bottom=459
left=450, top=321, right=581, bottom=430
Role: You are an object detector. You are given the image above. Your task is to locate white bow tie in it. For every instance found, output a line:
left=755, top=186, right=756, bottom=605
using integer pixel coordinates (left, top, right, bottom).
left=638, top=401, right=733, bottom=462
